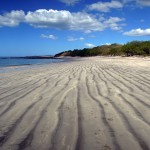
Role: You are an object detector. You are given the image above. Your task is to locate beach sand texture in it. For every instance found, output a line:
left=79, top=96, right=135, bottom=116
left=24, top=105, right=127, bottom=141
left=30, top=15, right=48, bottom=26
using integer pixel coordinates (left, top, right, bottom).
left=0, top=57, right=150, bottom=150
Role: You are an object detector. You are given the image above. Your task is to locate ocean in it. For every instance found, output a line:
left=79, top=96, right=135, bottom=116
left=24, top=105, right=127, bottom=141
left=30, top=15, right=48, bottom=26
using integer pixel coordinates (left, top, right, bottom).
left=0, top=58, right=62, bottom=68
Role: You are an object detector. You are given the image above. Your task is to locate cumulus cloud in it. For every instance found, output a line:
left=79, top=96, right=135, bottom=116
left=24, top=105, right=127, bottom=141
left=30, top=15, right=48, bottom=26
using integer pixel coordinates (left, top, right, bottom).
left=25, top=9, right=71, bottom=29
left=0, top=10, right=25, bottom=27
left=0, top=9, right=124, bottom=32
left=59, top=0, right=80, bottom=6
left=41, top=34, right=57, bottom=40
left=123, top=28, right=150, bottom=36
left=24, top=9, right=106, bottom=32
left=24, top=9, right=124, bottom=32
left=85, top=43, right=95, bottom=47
left=87, top=1, right=123, bottom=12
left=67, top=36, right=84, bottom=41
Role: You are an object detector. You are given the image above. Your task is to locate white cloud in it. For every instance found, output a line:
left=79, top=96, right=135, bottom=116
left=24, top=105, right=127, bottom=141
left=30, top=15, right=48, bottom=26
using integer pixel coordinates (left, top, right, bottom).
left=123, top=28, right=150, bottom=36
left=59, top=0, right=80, bottom=6
left=103, top=17, right=125, bottom=30
left=85, top=43, right=95, bottom=47
left=0, top=9, right=124, bottom=32
left=79, top=37, right=84, bottom=40
left=0, top=10, right=25, bottom=27
left=25, top=9, right=71, bottom=29
left=24, top=9, right=105, bottom=32
left=67, top=36, right=85, bottom=41
left=25, top=9, right=124, bottom=32
left=41, top=34, right=57, bottom=40
left=87, top=1, right=123, bottom=12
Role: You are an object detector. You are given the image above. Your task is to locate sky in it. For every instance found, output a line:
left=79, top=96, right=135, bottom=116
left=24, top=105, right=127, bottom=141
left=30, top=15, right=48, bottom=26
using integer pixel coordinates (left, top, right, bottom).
left=0, top=0, right=150, bottom=56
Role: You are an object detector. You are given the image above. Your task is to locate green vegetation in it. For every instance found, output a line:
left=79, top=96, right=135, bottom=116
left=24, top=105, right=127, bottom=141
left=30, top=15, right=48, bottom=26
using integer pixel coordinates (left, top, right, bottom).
left=55, top=41, right=150, bottom=57
left=122, top=41, right=150, bottom=56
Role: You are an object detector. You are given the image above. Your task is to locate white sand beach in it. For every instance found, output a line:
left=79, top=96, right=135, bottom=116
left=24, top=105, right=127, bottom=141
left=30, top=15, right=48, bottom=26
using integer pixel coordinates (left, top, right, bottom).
left=0, top=56, right=150, bottom=150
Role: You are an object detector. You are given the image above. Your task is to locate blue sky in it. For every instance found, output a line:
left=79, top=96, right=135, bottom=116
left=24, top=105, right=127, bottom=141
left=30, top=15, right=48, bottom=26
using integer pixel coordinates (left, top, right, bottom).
left=0, top=0, right=150, bottom=56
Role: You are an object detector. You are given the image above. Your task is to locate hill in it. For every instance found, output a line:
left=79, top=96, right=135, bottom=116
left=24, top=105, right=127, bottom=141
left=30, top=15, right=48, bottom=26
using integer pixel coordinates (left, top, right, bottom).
left=55, top=41, right=150, bottom=57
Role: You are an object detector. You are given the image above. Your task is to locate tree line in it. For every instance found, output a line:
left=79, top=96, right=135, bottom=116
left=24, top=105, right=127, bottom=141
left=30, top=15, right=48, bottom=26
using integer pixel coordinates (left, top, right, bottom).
left=55, top=41, right=150, bottom=57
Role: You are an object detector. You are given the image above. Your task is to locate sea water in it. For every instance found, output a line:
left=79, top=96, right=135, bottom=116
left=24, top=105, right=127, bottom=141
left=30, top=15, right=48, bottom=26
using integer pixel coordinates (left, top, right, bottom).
left=0, top=58, right=62, bottom=67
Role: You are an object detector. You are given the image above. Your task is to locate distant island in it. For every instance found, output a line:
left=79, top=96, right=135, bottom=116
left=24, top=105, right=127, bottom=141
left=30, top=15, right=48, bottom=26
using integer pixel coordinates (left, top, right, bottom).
left=55, top=41, right=150, bottom=57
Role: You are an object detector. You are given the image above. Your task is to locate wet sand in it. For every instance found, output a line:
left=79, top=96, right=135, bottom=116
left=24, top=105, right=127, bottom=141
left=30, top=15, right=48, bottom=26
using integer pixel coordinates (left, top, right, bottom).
left=0, top=56, right=150, bottom=150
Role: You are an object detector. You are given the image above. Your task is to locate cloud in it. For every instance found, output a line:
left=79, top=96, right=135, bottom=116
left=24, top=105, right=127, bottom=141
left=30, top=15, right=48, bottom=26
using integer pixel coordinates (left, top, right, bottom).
left=123, top=28, right=150, bottom=36
left=59, top=0, right=80, bottom=6
left=24, top=9, right=105, bottom=32
left=25, top=9, right=71, bottom=29
left=24, top=9, right=124, bottom=32
left=0, top=9, right=124, bottom=33
left=105, top=43, right=111, bottom=45
left=85, top=43, right=95, bottom=47
left=41, top=34, right=57, bottom=40
left=0, top=10, right=25, bottom=27
left=87, top=1, right=123, bottom=12
left=103, top=17, right=125, bottom=30
left=79, top=37, right=85, bottom=40
left=67, top=36, right=84, bottom=41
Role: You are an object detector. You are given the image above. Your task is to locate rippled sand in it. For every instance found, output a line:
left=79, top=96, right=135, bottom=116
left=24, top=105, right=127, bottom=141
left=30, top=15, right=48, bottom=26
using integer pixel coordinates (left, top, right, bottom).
left=0, top=57, right=150, bottom=150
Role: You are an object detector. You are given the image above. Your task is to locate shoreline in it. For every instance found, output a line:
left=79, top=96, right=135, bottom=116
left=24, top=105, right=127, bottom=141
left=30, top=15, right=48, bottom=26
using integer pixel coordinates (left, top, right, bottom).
left=0, top=58, right=65, bottom=71
left=0, top=56, right=150, bottom=73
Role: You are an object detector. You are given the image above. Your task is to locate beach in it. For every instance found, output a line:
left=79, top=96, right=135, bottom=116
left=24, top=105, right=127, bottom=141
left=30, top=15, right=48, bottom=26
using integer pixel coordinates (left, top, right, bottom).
left=0, top=56, right=150, bottom=150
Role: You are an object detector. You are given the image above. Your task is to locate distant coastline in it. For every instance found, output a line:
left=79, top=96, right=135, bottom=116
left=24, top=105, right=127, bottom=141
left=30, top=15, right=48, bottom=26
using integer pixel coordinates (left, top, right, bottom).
left=0, top=55, right=57, bottom=59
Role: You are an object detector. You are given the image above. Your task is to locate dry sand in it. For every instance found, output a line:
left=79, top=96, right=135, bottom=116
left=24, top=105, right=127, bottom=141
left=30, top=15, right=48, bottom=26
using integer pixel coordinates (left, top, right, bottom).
left=0, top=56, right=150, bottom=150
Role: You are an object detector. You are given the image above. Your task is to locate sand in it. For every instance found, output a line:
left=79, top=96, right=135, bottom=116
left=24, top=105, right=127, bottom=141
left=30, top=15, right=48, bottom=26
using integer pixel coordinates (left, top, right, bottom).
left=0, top=56, right=150, bottom=150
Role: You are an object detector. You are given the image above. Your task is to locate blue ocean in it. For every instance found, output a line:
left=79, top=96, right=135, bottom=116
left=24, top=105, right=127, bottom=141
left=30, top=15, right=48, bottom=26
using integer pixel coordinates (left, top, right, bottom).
left=0, top=58, right=62, bottom=68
